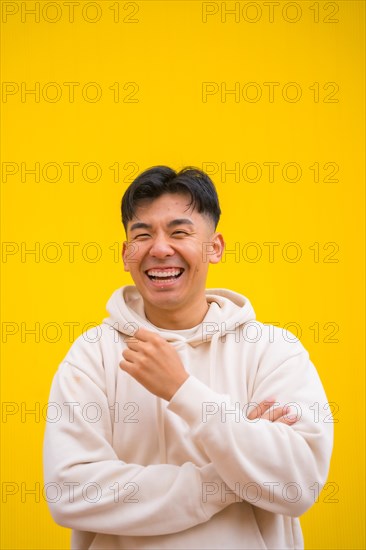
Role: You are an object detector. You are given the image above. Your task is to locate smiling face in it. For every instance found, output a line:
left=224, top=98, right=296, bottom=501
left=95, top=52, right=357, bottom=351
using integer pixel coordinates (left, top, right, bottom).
left=122, top=193, right=224, bottom=329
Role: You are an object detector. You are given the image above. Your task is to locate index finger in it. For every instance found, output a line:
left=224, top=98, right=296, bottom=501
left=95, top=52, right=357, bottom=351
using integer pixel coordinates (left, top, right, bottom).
left=130, top=326, right=157, bottom=342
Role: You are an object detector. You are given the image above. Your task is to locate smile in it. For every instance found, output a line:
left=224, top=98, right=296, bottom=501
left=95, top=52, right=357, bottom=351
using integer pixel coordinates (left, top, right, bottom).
left=145, top=268, right=184, bottom=283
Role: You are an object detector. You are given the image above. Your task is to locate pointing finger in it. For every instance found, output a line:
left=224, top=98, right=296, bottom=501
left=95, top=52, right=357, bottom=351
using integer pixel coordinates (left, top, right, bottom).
left=130, top=327, right=158, bottom=342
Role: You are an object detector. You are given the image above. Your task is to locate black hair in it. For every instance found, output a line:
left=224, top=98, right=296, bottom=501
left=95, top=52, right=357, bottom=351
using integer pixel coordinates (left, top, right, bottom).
left=121, top=165, right=221, bottom=231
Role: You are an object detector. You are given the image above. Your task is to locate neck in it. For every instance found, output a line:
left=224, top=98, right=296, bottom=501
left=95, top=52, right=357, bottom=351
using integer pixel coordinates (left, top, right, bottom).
left=144, top=298, right=209, bottom=330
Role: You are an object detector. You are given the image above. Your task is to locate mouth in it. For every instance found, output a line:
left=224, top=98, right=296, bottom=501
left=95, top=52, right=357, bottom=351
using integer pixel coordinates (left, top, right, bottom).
left=145, top=267, right=184, bottom=284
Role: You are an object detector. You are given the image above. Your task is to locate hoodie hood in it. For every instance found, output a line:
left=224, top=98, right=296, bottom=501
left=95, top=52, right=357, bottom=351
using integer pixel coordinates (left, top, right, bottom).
left=102, top=285, right=256, bottom=347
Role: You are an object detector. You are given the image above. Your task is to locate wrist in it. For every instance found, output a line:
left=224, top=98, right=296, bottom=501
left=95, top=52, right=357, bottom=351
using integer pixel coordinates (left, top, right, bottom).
left=167, top=373, right=190, bottom=401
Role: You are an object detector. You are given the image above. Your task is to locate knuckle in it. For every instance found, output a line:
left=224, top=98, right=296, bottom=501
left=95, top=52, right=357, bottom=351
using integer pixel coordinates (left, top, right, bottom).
left=143, top=343, right=152, bottom=355
left=138, top=355, right=149, bottom=368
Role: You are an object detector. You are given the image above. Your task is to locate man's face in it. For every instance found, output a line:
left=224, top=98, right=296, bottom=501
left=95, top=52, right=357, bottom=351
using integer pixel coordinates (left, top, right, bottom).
left=122, top=193, right=224, bottom=315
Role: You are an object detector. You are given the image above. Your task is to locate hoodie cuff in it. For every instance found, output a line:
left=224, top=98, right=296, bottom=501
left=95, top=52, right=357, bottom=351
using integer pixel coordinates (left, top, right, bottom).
left=168, top=375, right=230, bottom=430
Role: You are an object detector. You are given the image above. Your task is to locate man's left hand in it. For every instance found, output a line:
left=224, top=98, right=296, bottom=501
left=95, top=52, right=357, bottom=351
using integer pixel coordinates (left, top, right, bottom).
left=120, top=327, right=189, bottom=401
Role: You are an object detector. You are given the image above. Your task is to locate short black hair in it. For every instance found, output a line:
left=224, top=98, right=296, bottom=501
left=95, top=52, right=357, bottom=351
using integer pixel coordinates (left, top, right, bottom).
left=121, top=165, right=221, bottom=232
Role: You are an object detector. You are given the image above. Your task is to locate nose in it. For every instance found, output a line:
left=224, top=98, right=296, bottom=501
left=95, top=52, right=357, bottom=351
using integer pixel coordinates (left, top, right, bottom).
left=148, top=236, right=175, bottom=258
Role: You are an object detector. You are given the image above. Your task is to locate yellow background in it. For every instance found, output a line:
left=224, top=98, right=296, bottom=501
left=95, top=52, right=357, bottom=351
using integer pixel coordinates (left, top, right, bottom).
left=1, top=0, right=364, bottom=548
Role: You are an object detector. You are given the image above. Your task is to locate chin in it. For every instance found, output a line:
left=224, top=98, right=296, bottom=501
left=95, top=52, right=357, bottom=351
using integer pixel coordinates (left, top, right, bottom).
left=144, top=290, right=185, bottom=308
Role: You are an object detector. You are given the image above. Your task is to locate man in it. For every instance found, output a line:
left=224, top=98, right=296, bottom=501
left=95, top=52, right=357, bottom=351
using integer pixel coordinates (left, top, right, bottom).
left=43, top=165, right=333, bottom=549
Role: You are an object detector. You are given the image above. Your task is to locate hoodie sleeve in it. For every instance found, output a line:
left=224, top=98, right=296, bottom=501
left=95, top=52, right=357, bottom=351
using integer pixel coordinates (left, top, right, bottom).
left=167, top=335, right=334, bottom=518
left=43, top=352, right=237, bottom=536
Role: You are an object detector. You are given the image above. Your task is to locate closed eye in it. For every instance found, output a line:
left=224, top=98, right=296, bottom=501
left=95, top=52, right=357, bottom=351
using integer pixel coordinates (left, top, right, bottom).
left=133, top=233, right=151, bottom=239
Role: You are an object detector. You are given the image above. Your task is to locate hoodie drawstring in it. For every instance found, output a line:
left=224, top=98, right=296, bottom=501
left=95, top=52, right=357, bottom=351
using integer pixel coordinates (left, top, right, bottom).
left=208, top=332, right=220, bottom=390
left=156, top=398, right=167, bottom=463
left=155, top=340, right=186, bottom=464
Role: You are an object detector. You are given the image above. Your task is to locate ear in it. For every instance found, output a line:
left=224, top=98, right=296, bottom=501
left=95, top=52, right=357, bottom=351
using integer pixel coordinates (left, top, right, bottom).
left=122, top=241, right=130, bottom=272
left=207, top=232, right=225, bottom=265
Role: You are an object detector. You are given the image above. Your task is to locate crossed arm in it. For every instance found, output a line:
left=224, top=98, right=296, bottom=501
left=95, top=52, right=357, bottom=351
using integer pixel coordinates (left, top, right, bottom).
left=44, top=326, right=333, bottom=535
left=119, top=327, right=333, bottom=516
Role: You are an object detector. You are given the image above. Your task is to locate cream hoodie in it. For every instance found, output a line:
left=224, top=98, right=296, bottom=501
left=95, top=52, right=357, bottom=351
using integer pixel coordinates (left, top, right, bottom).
left=43, top=286, right=333, bottom=550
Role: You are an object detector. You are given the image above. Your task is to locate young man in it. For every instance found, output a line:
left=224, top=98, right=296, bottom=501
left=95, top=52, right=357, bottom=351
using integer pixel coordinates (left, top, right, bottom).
left=43, top=166, right=333, bottom=550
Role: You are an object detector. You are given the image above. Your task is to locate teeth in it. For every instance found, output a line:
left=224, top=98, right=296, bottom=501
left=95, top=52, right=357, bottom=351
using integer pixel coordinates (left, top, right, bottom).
left=147, top=269, right=182, bottom=278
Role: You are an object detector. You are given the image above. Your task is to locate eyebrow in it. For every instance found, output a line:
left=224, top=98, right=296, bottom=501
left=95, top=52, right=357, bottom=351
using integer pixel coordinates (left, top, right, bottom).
left=129, top=222, right=152, bottom=232
left=167, top=218, right=194, bottom=228
left=129, top=218, right=194, bottom=232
